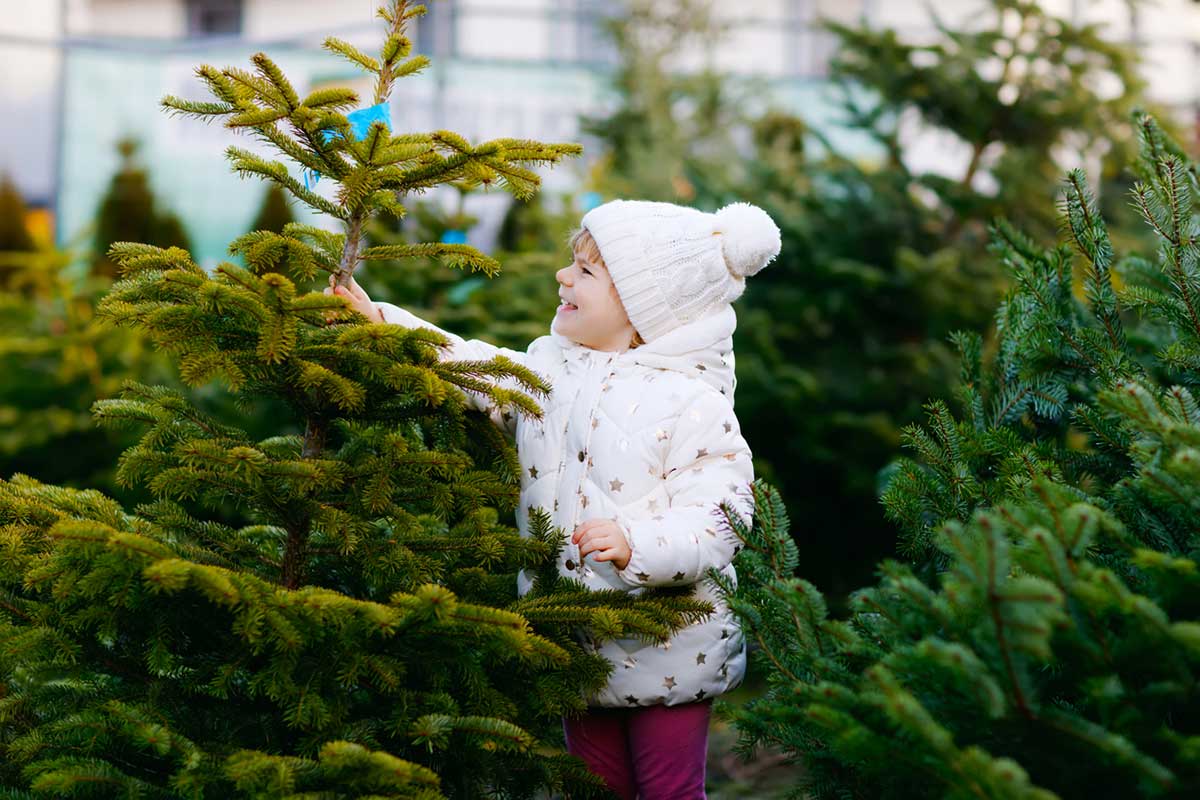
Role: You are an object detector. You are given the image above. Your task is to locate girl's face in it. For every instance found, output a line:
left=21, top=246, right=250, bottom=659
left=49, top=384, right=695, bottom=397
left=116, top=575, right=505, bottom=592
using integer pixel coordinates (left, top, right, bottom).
left=553, top=231, right=637, bottom=352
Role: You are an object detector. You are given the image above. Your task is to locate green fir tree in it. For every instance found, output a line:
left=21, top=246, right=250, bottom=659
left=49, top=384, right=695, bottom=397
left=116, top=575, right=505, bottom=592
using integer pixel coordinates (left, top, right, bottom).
left=0, top=174, right=37, bottom=254
left=584, top=0, right=1160, bottom=601
left=0, top=244, right=176, bottom=504
left=0, top=4, right=712, bottom=797
left=248, top=182, right=298, bottom=235
left=717, top=114, right=1200, bottom=800
left=92, top=138, right=193, bottom=280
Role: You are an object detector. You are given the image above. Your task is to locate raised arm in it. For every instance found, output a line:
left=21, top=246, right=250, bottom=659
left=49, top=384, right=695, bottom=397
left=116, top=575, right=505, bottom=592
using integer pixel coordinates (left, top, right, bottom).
left=328, top=277, right=540, bottom=435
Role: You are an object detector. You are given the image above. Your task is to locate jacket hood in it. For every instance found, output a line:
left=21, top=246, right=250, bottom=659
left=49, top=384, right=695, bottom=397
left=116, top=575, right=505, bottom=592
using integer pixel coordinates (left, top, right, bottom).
left=549, top=305, right=737, bottom=399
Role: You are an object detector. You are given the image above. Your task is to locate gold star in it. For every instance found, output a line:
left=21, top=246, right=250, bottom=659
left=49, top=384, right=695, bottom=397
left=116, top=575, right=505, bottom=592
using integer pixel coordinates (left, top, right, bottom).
left=696, top=652, right=707, bottom=665
left=663, top=676, right=676, bottom=689
left=655, top=428, right=669, bottom=442
left=610, top=478, right=624, bottom=492
left=723, top=421, right=732, bottom=433
left=625, top=695, right=639, bottom=705
left=720, top=629, right=730, bottom=639
left=672, top=571, right=685, bottom=581
left=696, top=448, right=708, bottom=459
left=694, top=689, right=707, bottom=700
left=528, top=466, right=539, bottom=478
left=635, top=572, right=650, bottom=582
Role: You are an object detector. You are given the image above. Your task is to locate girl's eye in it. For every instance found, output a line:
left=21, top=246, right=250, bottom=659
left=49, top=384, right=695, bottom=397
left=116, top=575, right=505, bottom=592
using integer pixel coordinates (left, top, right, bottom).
left=581, top=267, right=592, bottom=275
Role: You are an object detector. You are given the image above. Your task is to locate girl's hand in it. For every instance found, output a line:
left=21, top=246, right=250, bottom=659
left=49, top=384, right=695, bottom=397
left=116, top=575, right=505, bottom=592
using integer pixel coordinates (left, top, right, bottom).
left=325, top=274, right=383, bottom=322
left=572, top=519, right=632, bottom=571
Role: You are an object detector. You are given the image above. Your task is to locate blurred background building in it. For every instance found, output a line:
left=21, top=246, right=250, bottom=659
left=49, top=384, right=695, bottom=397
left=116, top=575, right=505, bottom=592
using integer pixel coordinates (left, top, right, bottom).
left=2, top=0, right=1200, bottom=265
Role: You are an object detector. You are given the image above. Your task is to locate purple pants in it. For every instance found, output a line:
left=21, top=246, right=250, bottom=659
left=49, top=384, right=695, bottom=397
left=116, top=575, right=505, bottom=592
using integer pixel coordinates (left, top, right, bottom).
left=562, top=699, right=713, bottom=799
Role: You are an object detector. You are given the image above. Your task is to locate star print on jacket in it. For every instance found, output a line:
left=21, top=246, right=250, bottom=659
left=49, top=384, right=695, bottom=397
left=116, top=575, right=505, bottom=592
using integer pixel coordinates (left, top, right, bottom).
left=372, top=300, right=751, bottom=710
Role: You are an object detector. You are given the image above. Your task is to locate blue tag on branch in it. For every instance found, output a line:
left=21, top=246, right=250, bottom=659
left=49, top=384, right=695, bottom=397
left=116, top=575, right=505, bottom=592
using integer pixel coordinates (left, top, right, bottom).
left=447, top=276, right=486, bottom=306
left=303, top=100, right=392, bottom=191
left=440, top=229, right=468, bottom=245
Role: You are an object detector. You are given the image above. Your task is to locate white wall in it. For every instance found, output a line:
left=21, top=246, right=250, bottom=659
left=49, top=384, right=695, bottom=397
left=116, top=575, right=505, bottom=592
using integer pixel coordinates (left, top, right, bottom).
left=82, top=0, right=185, bottom=37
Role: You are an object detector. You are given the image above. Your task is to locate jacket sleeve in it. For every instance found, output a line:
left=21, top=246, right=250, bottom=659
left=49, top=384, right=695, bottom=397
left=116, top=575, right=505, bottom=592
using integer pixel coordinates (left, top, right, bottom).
left=375, top=300, right=530, bottom=436
left=612, top=388, right=754, bottom=588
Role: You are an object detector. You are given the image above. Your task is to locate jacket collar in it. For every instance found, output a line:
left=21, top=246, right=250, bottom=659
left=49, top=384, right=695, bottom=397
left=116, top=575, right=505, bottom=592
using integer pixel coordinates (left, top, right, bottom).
left=548, top=306, right=737, bottom=399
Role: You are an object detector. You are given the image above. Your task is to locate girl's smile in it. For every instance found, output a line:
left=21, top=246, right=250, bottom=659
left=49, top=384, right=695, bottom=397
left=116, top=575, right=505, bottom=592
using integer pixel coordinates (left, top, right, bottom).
left=552, top=233, right=636, bottom=352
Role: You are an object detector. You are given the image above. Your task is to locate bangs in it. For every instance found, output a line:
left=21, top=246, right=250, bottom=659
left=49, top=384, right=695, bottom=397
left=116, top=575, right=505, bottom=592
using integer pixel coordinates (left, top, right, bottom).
left=568, top=228, right=605, bottom=267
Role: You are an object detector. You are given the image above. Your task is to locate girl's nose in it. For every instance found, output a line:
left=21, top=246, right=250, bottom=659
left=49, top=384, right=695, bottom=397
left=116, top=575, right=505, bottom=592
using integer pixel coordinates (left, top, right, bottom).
left=556, top=266, right=571, bottom=285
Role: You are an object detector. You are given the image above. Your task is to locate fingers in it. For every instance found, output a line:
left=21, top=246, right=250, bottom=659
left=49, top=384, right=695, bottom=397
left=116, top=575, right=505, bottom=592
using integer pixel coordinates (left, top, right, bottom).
left=575, top=529, right=617, bottom=558
left=572, top=521, right=597, bottom=543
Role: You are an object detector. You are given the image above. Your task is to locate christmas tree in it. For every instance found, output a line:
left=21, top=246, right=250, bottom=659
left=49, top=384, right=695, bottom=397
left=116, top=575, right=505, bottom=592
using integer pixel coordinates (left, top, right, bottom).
left=0, top=3, right=712, bottom=797
left=0, top=174, right=37, bottom=254
left=248, top=183, right=297, bottom=236
left=584, top=0, right=1160, bottom=601
left=92, top=137, right=193, bottom=280
left=0, top=244, right=176, bottom=502
left=717, top=114, right=1200, bottom=799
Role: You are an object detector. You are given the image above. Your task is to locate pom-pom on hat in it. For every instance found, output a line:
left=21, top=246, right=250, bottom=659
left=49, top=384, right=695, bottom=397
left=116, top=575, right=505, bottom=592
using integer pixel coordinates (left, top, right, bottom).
left=580, top=199, right=781, bottom=343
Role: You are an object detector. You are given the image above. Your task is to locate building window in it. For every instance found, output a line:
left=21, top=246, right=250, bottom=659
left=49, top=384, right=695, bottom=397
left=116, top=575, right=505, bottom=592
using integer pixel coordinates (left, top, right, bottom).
left=186, top=0, right=243, bottom=37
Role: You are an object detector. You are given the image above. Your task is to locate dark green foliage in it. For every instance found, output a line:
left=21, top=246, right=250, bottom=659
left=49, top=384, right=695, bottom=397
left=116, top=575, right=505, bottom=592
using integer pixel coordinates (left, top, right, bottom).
left=0, top=3, right=703, bottom=797
left=579, top=0, right=745, bottom=204
left=0, top=247, right=176, bottom=505
left=249, top=183, right=297, bottom=235
left=584, top=0, right=1159, bottom=601
left=0, top=174, right=36, bottom=254
left=745, top=0, right=1164, bottom=601
left=92, top=138, right=192, bottom=280
left=718, top=114, right=1200, bottom=799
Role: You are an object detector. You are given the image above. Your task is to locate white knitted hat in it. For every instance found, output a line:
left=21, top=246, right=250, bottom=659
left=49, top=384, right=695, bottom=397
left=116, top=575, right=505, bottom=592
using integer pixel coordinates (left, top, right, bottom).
left=580, top=200, right=781, bottom=343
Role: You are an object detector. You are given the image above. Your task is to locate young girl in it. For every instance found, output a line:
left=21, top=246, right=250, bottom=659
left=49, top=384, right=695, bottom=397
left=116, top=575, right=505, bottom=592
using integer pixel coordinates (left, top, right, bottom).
left=328, top=199, right=780, bottom=799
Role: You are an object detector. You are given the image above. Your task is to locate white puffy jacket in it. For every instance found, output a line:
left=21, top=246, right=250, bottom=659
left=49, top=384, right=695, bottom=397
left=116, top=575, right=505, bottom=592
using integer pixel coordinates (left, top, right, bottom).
left=376, top=301, right=752, bottom=708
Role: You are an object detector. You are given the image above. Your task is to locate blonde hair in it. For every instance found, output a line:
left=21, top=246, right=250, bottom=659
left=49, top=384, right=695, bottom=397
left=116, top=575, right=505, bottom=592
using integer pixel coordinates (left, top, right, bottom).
left=568, top=227, right=645, bottom=349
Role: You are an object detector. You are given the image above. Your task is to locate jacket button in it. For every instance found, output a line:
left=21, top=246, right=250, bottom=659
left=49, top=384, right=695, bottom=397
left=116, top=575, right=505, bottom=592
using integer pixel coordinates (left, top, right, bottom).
left=578, top=450, right=586, bottom=462
left=565, top=559, right=576, bottom=570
